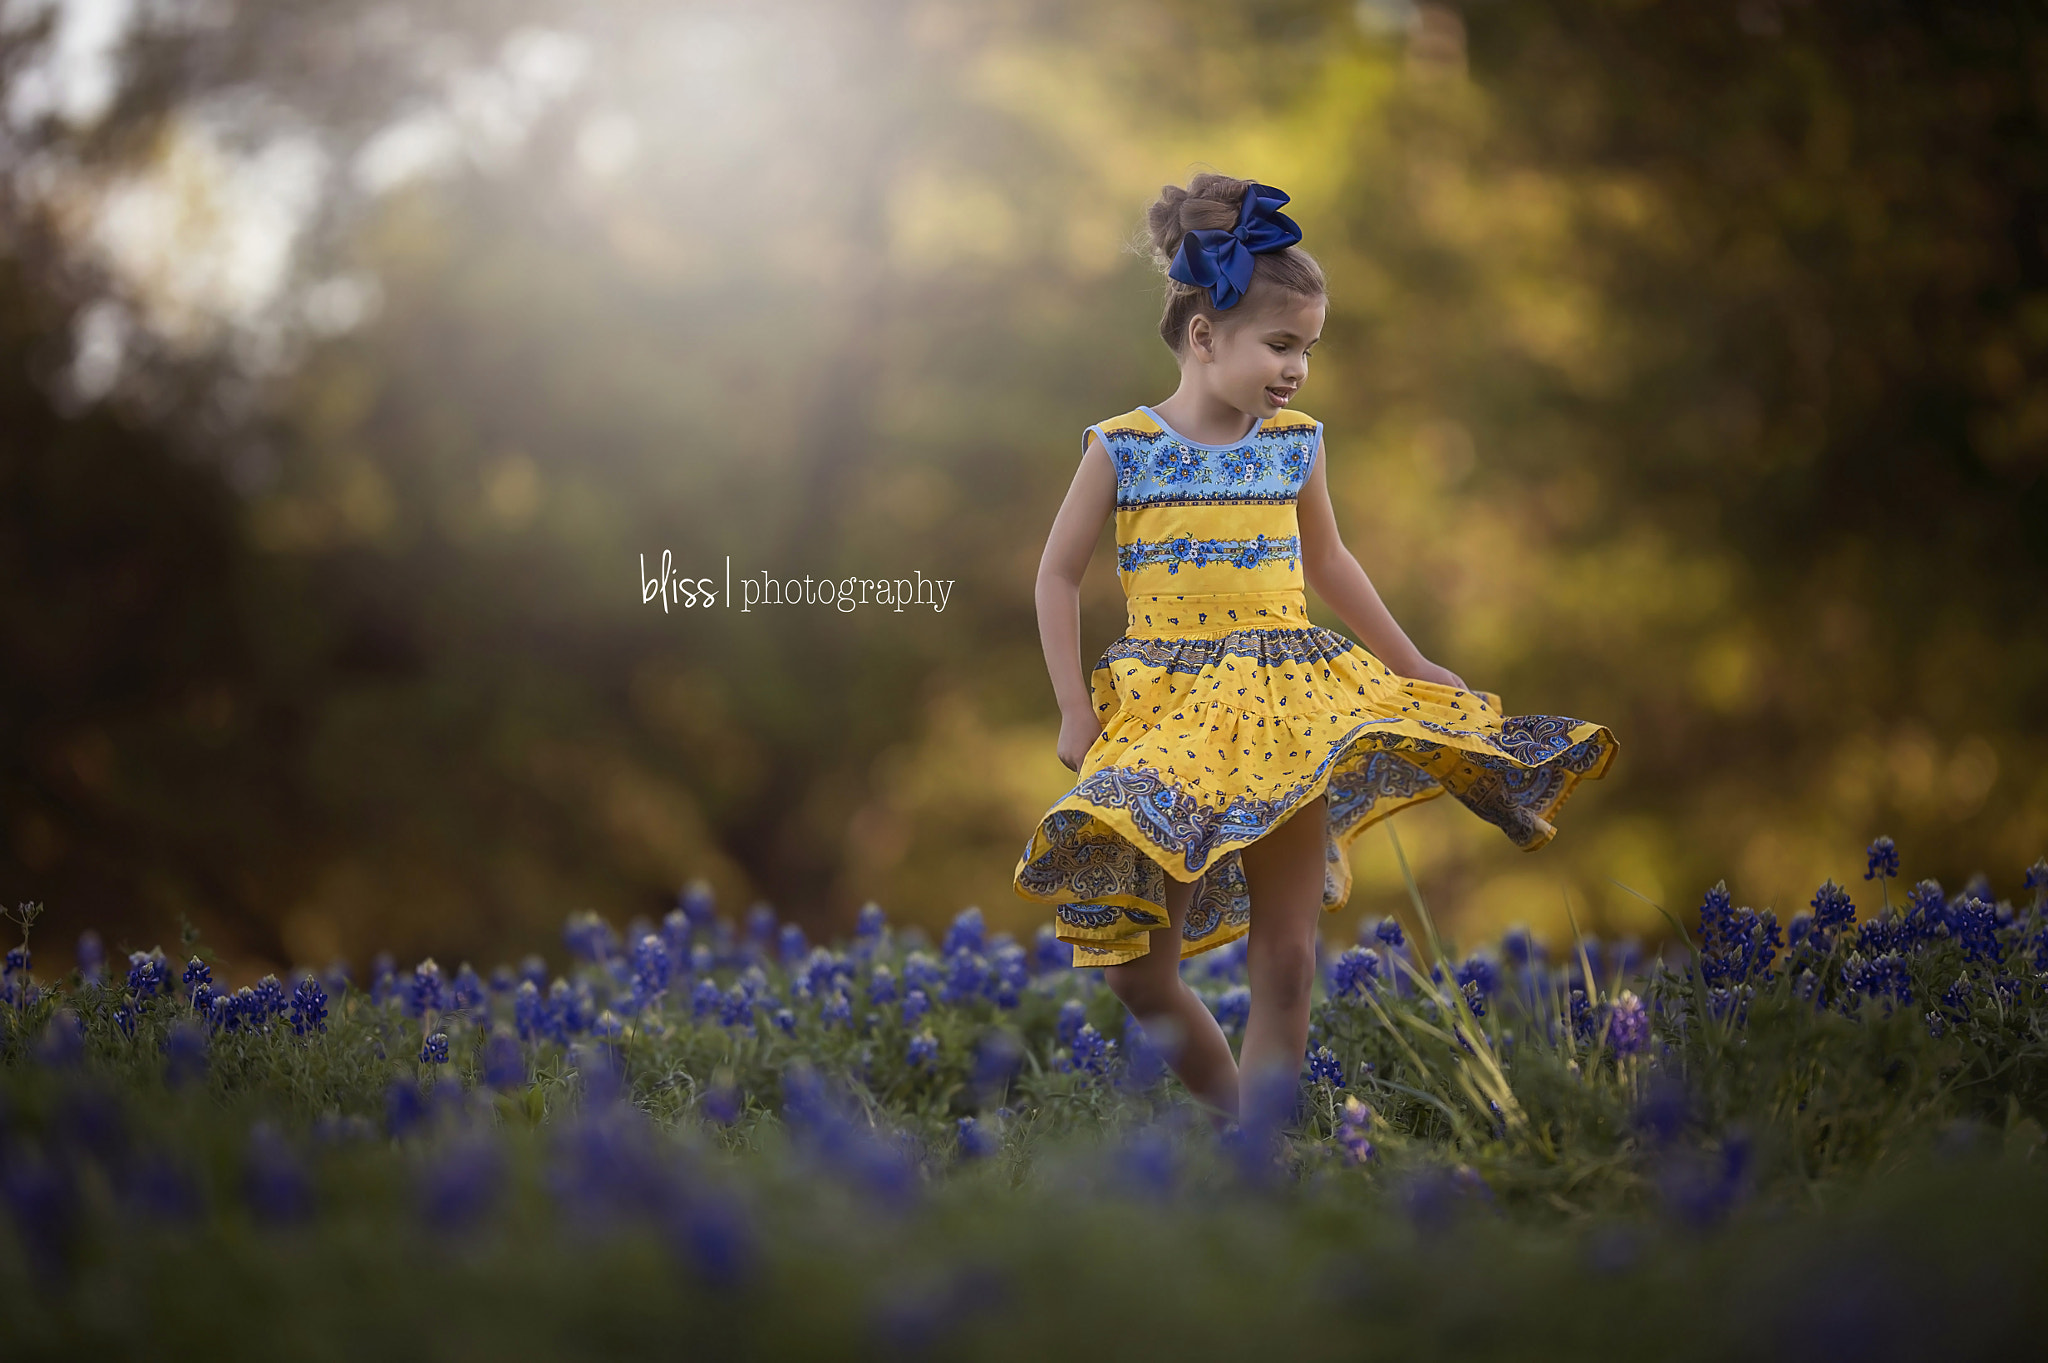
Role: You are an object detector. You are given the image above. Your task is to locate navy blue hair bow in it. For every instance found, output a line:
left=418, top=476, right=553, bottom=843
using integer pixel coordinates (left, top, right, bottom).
left=1165, top=182, right=1303, bottom=311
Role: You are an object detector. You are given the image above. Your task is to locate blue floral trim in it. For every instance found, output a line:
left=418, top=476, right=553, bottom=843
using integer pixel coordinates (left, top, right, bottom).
left=1097, top=626, right=1361, bottom=674
left=1117, top=533, right=1301, bottom=575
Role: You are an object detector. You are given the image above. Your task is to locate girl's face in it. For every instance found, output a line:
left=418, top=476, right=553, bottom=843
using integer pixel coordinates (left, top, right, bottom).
left=1192, top=292, right=1326, bottom=418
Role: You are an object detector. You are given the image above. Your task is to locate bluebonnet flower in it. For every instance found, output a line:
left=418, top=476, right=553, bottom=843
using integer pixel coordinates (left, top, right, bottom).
left=663, top=1185, right=757, bottom=1290
left=720, top=981, right=758, bottom=1030
left=1200, top=936, right=1249, bottom=983
left=1329, top=946, right=1381, bottom=1000
left=1608, top=990, right=1649, bottom=1056
left=701, top=1073, right=742, bottom=1125
left=189, top=981, right=218, bottom=1020
left=679, top=879, right=718, bottom=934
left=289, top=975, right=328, bottom=1035
left=1306, top=1045, right=1345, bottom=1087
left=550, top=978, right=594, bottom=1036
left=409, top=959, right=446, bottom=1018
left=955, top=1116, right=998, bottom=1160
left=907, top=1031, right=939, bottom=1068
left=112, top=1004, right=136, bottom=1037
left=902, top=951, right=942, bottom=996
left=420, top=1032, right=451, bottom=1064
left=517, top=954, right=548, bottom=989
left=1062, top=1024, right=1117, bottom=1075
left=1500, top=927, right=1544, bottom=968
left=127, top=948, right=169, bottom=1001
left=1696, top=882, right=1782, bottom=989
left=690, top=943, right=716, bottom=976
left=942, top=906, right=986, bottom=958
left=1811, top=880, right=1858, bottom=936
left=483, top=1028, right=525, bottom=1088
left=1568, top=989, right=1595, bottom=1043
left=1865, top=836, right=1899, bottom=881
left=901, top=988, right=930, bottom=1027
left=35, top=1008, right=85, bottom=1067
left=1337, top=1096, right=1375, bottom=1163
left=1032, top=925, right=1068, bottom=975
left=773, top=1008, right=797, bottom=1034
left=75, top=930, right=104, bottom=985
left=1123, top=1022, right=1171, bottom=1088
left=1460, top=979, right=1487, bottom=1019
left=450, top=963, right=486, bottom=1012
left=821, top=992, right=853, bottom=1029
left=777, top=922, right=808, bottom=967
left=1210, top=985, right=1251, bottom=1034
left=1455, top=954, right=1500, bottom=1005
left=660, top=908, right=692, bottom=963
left=250, top=974, right=289, bottom=1026
left=513, top=980, right=546, bottom=1041
left=1924, top=1010, right=1948, bottom=1038
left=972, top=1031, right=1024, bottom=1100
left=182, top=955, right=212, bottom=995
left=855, top=901, right=887, bottom=944
left=564, top=910, right=617, bottom=964
left=989, top=942, right=1029, bottom=1009
left=691, top=977, right=723, bottom=1021
left=324, top=960, right=353, bottom=999
left=242, top=1121, right=312, bottom=1225
left=744, top=901, right=777, bottom=947
left=1949, top=896, right=2004, bottom=966
left=2025, top=859, right=2048, bottom=899
left=370, top=951, right=399, bottom=1006
left=631, top=933, right=672, bottom=1005
left=590, top=1010, right=624, bottom=1040
left=941, top=949, right=987, bottom=1006
left=1655, top=1131, right=1753, bottom=1231
left=386, top=1078, right=427, bottom=1138
left=1374, top=916, right=1405, bottom=949
left=867, top=965, right=898, bottom=1006
left=1056, top=998, right=1088, bottom=1049
left=417, top=1132, right=506, bottom=1233
left=780, top=1064, right=919, bottom=1206
left=1116, top=1125, right=1178, bottom=1198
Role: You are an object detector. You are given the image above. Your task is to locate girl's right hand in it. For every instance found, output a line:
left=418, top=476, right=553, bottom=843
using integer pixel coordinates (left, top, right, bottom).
left=1056, top=707, right=1106, bottom=773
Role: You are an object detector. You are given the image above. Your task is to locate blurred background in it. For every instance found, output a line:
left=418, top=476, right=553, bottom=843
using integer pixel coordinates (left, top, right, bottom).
left=2, top=0, right=2042, bottom=979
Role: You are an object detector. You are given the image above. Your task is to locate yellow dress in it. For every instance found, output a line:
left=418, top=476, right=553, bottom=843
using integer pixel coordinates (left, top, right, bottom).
left=1013, top=404, right=1619, bottom=967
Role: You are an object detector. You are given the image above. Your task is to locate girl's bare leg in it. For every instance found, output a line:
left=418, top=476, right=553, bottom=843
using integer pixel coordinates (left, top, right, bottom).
left=1238, top=793, right=1329, bottom=1110
left=1101, top=870, right=1241, bottom=1122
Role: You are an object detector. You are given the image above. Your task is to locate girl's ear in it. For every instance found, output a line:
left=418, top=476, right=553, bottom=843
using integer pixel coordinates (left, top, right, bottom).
left=1187, top=313, right=1215, bottom=364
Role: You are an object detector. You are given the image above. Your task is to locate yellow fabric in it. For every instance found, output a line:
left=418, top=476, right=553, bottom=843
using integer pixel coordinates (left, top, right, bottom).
left=1012, top=405, right=1619, bottom=967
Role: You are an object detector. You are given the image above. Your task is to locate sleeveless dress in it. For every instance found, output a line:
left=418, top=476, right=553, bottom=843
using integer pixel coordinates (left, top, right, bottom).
left=1012, top=404, right=1619, bottom=967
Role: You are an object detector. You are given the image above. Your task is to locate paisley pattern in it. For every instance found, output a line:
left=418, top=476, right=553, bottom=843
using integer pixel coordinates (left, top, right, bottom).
left=1016, top=405, right=1619, bottom=967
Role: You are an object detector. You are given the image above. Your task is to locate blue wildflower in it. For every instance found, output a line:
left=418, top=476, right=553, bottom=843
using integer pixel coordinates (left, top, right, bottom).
left=563, top=910, right=617, bottom=964
left=1210, top=985, right=1251, bottom=1034
left=701, top=1073, right=742, bottom=1125
left=901, top=988, right=930, bottom=1027
left=1374, top=916, right=1406, bottom=949
left=941, top=949, right=987, bottom=1006
left=855, top=901, right=887, bottom=943
left=691, top=978, right=723, bottom=1021
left=482, top=1029, right=525, bottom=1088
left=409, top=959, right=446, bottom=1018
left=386, top=1078, right=427, bottom=1138
left=972, top=1031, right=1024, bottom=1099
left=867, top=965, right=898, bottom=1006
left=777, top=922, right=808, bottom=966
left=127, top=948, right=169, bottom=1001
left=417, top=1132, right=505, bottom=1233
left=242, top=1122, right=312, bottom=1225
left=907, top=1031, right=939, bottom=1068
left=902, top=951, right=942, bottom=995
left=1306, top=1045, right=1345, bottom=1087
left=773, top=1008, right=797, bottom=1034
left=1329, top=946, right=1381, bottom=1000
left=250, top=974, right=288, bottom=1026
left=75, top=930, right=104, bottom=985
left=1062, top=1023, right=1117, bottom=1075
left=942, top=907, right=987, bottom=957
left=955, top=1116, right=998, bottom=1160
left=589, top=1010, right=623, bottom=1040
left=744, top=901, right=777, bottom=945
left=1032, top=925, right=1068, bottom=975
left=420, top=1032, right=451, bottom=1064
left=1864, top=837, right=1899, bottom=881
left=450, top=963, right=486, bottom=1012
left=1455, top=954, right=1500, bottom=1005
left=182, top=956, right=212, bottom=994
left=1608, top=990, right=1649, bottom=1056
left=35, top=1008, right=85, bottom=1068
left=1696, top=881, right=1781, bottom=988
left=1056, top=998, right=1088, bottom=1048
left=820, top=992, right=853, bottom=1029
left=1337, top=1096, right=1375, bottom=1163
left=679, top=879, right=717, bottom=933
left=513, top=980, right=547, bottom=1041
left=289, top=975, right=328, bottom=1035
left=631, top=933, right=672, bottom=1002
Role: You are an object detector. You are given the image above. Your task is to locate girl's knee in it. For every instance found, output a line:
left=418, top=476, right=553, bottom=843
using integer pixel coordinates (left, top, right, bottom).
left=1105, top=958, right=1176, bottom=1014
left=1251, top=939, right=1317, bottom=1005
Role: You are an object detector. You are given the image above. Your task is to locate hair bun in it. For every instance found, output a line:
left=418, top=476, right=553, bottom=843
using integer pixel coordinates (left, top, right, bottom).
left=1143, top=174, right=1249, bottom=277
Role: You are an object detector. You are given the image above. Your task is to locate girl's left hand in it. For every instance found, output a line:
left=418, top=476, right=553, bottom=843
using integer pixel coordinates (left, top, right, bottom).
left=1408, top=658, right=1469, bottom=692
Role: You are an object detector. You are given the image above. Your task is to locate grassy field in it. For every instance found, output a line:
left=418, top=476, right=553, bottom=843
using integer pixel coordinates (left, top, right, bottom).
left=2, top=838, right=2045, bottom=1360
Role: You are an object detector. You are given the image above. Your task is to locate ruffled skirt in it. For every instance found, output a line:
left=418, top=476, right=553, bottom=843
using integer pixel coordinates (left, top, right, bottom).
left=1012, top=618, right=1618, bottom=966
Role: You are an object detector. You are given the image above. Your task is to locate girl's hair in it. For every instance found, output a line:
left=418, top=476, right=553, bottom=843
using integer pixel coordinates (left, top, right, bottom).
left=1140, top=172, right=1328, bottom=356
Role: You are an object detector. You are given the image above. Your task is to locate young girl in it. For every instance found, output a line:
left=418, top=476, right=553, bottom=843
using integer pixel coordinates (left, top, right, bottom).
left=1012, top=172, right=1619, bottom=1123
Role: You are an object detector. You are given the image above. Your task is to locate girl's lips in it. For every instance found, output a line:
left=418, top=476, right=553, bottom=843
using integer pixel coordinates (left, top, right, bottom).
left=1267, top=387, right=1293, bottom=405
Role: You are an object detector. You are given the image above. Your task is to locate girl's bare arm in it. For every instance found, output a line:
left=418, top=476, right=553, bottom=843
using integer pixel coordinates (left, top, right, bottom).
left=1296, top=430, right=1468, bottom=691
left=1036, top=433, right=1118, bottom=769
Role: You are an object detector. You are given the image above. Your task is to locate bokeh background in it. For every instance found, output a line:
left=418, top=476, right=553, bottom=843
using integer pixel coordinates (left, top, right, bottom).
left=3, top=0, right=2043, bottom=979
